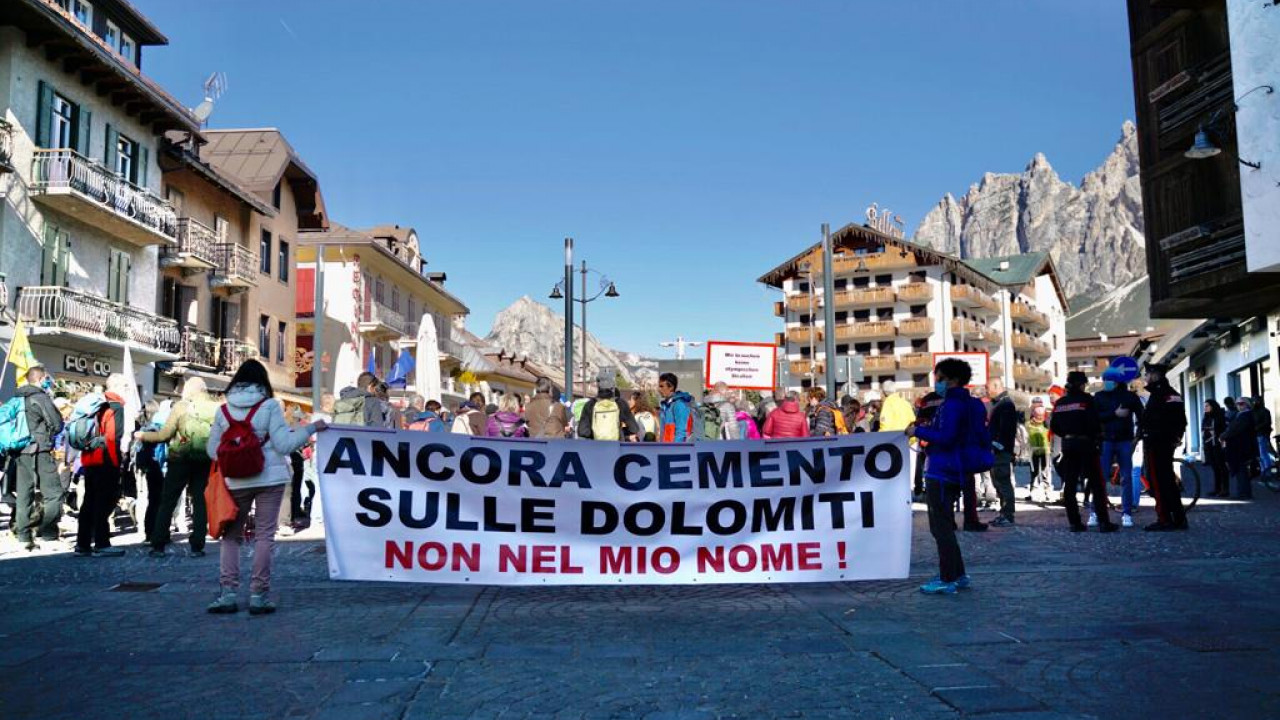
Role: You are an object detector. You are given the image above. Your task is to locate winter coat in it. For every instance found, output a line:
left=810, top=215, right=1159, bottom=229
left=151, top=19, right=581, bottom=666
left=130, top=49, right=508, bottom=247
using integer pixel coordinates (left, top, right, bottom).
left=206, top=383, right=318, bottom=490
left=736, top=410, right=762, bottom=440
left=659, top=391, right=696, bottom=443
left=914, top=387, right=988, bottom=485
left=1254, top=405, right=1274, bottom=437
left=334, top=386, right=391, bottom=428
left=704, top=393, right=740, bottom=440
left=763, top=399, right=809, bottom=439
left=878, top=393, right=916, bottom=433
left=81, top=393, right=125, bottom=469
left=1221, top=409, right=1258, bottom=472
left=1141, top=381, right=1187, bottom=446
left=810, top=401, right=842, bottom=436
left=987, top=392, right=1018, bottom=452
left=523, top=394, right=569, bottom=439
left=1095, top=388, right=1144, bottom=442
left=486, top=411, right=529, bottom=438
left=1025, top=418, right=1049, bottom=455
left=15, top=384, right=62, bottom=454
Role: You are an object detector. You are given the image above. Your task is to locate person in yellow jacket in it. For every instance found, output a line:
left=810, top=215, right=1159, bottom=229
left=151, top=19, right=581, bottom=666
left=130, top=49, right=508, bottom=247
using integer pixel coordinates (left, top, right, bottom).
left=878, top=381, right=917, bottom=432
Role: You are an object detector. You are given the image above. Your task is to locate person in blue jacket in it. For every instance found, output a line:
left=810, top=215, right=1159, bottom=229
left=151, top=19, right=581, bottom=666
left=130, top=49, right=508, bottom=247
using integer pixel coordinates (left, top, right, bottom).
left=906, top=358, right=991, bottom=595
left=657, top=373, right=696, bottom=443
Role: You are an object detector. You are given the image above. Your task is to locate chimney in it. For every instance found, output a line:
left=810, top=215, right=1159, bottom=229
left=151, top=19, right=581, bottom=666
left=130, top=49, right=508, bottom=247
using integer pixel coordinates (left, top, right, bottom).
left=998, top=260, right=1010, bottom=271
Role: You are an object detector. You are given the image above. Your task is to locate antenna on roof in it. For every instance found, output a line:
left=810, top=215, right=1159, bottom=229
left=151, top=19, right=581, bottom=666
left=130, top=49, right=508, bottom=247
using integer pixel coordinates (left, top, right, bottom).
left=192, top=71, right=228, bottom=126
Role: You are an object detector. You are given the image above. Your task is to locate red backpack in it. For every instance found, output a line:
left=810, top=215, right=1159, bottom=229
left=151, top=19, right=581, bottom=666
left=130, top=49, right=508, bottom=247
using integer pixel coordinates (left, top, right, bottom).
left=217, top=401, right=268, bottom=479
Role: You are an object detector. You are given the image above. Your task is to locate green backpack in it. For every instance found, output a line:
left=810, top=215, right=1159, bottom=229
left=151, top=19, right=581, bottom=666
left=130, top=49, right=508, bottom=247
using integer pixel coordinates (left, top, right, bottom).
left=333, top=395, right=366, bottom=426
left=170, top=398, right=216, bottom=459
left=590, top=399, right=621, bottom=441
left=699, top=403, right=723, bottom=441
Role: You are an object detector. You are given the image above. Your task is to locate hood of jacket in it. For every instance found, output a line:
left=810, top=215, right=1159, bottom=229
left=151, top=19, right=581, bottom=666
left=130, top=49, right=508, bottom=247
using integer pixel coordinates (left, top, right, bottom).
left=663, top=391, right=693, bottom=406
left=15, top=385, right=47, bottom=400
left=226, top=383, right=269, bottom=409
left=779, top=399, right=801, bottom=414
left=494, top=411, right=523, bottom=423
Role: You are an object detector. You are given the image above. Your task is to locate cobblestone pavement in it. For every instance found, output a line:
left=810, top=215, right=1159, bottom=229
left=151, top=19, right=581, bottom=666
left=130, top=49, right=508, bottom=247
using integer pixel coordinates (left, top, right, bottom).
left=2, top=481, right=1279, bottom=719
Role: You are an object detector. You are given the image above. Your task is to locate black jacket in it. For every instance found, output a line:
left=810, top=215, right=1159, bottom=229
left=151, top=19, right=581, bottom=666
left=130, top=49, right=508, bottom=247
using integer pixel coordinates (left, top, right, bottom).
left=1095, top=388, right=1144, bottom=442
left=1221, top=409, right=1258, bottom=471
left=1141, top=381, right=1186, bottom=446
left=1253, top=405, right=1273, bottom=436
left=1049, top=390, right=1100, bottom=440
left=16, top=385, right=62, bottom=454
left=987, top=392, right=1018, bottom=452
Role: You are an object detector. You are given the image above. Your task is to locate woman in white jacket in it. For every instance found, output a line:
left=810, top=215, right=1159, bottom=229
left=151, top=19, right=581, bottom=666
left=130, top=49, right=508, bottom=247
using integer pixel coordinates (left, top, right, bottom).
left=205, top=360, right=327, bottom=615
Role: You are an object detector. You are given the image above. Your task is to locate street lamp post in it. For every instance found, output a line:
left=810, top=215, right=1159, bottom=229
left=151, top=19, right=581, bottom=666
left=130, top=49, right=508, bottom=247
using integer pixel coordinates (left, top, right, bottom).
left=550, top=244, right=619, bottom=397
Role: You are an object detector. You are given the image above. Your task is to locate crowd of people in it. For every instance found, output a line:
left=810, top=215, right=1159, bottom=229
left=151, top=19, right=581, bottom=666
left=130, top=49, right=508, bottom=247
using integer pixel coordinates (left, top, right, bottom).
left=2, top=355, right=1275, bottom=609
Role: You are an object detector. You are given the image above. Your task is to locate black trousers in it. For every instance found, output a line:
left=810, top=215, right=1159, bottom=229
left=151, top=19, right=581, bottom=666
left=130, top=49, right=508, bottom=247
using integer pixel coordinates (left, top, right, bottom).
left=1146, top=440, right=1187, bottom=525
left=926, top=478, right=965, bottom=582
left=140, top=461, right=165, bottom=545
left=151, top=455, right=211, bottom=551
left=1206, top=444, right=1230, bottom=495
left=76, top=464, right=120, bottom=551
left=1059, top=438, right=1111, bottom=528
left=14, top=451, right=62, bottom=542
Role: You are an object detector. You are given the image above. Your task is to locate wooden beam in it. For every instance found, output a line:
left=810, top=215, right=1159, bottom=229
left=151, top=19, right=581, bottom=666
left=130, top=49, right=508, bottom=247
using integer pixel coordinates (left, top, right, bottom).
left=80, top=69, right=111, bottom=85
left=124, top=101, right=146, bottom=116
left=25, top=30, right=55, bottom=49
left=62, top=56, right=92, bottom=74
left=96, top=79, right=127, bottom=97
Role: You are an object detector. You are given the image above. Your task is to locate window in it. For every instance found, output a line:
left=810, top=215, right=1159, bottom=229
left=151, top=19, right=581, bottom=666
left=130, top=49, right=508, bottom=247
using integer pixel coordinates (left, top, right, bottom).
left=104, top=20, right=118, bottom=49
left=375, top=277, right=386, bottom=305
left=119, top=33, right=135, bottom=63
left=852, top=276, right=870, bottom=288
left=107, top=249, right=130, bottom=304
left=834, top=278, right=848, bottom=291
left=797, top=282, right=809, bottom=293
left=910, top=304, right=927, bottom=318
left=876, top=308, right=893, bottom=320
left=874, top=274, right=892, bottom=286
left=854, top=343, right=871, bottom=354
left=71, top=0, right=92, bottom=26
left=877, top=341, right=894, bottom=354
left=277, top=239, right=289, bottom=282
left=391, top=287, right=401, bottom=313
left=277, top=321, right=287, bottom=364
left=836, top=344, right=849, bottom=354
left=259, top=315, right=271, bottom=357
left=911, top=339, right=928, bottom=352
left=166, top=187, right=185, bottom=215
left=272, top=181, right=282, bottom=209
left=853, top=309, right=871, bottom=321
left=114, top=133, right=135, bottom=179
left=406, top=297, right=417, bottom=324
left=259, top=229, right=272, bottom=274
left=912, top=373, right=929, bottom=386
left=41, top=224, right=70, bottom=287
left=835, top=311, right=848, bottom=323
left=800, top=346, right=812, bottom=358
left=799, top=314, right=811, bottom=324
left=51, top=94, right=74, bottom=149
left=213, top=215, right=228, bottom=242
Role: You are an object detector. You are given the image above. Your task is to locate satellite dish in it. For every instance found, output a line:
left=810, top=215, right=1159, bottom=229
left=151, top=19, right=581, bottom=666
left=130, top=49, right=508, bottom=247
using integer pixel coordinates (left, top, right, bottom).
left=192, top=71, right=227, bottom=126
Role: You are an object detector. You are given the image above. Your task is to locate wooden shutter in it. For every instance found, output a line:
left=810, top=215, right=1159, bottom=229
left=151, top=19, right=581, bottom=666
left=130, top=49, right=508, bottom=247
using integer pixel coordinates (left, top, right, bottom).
left=295, top=266, right=315, bottom=317
left=76, top=106, right=92, bottom=156
left=138, top=145, right=149, bottom=187
left=104, top=124, right=117, bottom=172
left=36, top=81, right=53, bottom=148
left=107, top=251, right=119, bottom=302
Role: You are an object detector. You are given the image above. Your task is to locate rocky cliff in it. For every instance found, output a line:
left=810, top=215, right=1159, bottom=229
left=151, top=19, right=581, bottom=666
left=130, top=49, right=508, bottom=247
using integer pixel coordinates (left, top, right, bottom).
left=485, top=296, right=659, bottom=388
left=913, top=122, right=1145, bottom=302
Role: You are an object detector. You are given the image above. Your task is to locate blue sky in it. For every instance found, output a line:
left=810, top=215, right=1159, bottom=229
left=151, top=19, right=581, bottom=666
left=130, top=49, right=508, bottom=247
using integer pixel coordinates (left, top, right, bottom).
left=136, top=0, right=1135, bottom=357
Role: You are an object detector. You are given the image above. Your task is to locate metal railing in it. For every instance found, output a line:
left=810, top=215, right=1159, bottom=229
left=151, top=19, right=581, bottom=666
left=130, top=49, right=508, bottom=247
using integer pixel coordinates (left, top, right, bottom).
left=30, top=149, right=177, bottom=239
left=16, top=286, right=180, bottom=354
left=181, top=327, right=220, bottom=369
left=162, top=218, right=219, bottom=267
left=0, top=118, right=13, bottom=171
left=360, top=301, right=407, bottom=336
left=211, top=243, right=258, bottom=287
left=219, top=339, right=258, bottom=373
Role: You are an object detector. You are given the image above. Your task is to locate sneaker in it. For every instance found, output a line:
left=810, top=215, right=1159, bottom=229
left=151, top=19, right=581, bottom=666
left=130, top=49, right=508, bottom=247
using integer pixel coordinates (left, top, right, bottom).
left=72, top=547, right=92, bottom=557
left=1122, top=514, right=1134, bottom=528
left=990, top=516, right=1015, bottom=528
left=248, top=593, right=276, bottom=615
left=932, top=574, right=973, bottom=590
left=1087, top=513, right=1098, bottom=527
left=207, top=590, right=238, bottom=614
left=92, top=547, right=125, bottom=557
left=919, top=579, right=958, bottom=595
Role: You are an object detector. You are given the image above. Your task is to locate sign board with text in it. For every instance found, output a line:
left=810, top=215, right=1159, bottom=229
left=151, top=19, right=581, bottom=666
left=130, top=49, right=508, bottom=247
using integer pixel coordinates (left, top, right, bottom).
left=705, top=341, right=777, bottom=391
left=930, top=351, right=989, bottom=387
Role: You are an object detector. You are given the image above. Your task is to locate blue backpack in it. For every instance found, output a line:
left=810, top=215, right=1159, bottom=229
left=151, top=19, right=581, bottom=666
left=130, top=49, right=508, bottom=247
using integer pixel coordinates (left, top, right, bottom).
left=0, top=397, right=31, bottom=453
left=961, top=396, right=996, bottom=474
left=67, top=393, right=109, bottom=452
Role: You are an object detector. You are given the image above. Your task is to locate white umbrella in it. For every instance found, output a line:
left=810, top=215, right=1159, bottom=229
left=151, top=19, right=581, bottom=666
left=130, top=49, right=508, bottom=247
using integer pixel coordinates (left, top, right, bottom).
left=120, top=343, right=142, bottom=437
left=415, top=314, right=443, bottom=401
left=333, top=342, right=360, bottom=394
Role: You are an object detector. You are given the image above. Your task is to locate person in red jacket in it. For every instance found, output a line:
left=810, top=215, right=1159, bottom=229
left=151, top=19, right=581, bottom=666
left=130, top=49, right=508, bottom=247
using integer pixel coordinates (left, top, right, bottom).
left=763, top=391, right=810, bottom=439
left=75, top=374, right=130, bottom=557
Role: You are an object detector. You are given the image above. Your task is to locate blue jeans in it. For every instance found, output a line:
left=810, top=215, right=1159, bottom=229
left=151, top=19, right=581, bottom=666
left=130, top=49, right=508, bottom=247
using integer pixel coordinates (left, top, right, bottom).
left=1100, top=440, right=1135, bottom=515
left=1259, top=436, right=1274, bottom=473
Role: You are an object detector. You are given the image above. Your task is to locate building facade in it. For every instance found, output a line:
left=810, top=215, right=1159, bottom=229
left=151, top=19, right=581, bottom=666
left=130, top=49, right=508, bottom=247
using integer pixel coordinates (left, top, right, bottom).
left=759, top=224, right=1068, bottom=400
left=0, top=0, right=199, bottom=398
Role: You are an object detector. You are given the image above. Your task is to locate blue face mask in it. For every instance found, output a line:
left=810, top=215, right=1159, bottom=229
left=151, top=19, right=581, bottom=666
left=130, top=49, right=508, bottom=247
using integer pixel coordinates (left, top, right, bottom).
left=40, top=377, right=54, bottom=391
left=1103, top=380, right=1116, bottom=391
left=934, top=381, right=949, bottom=395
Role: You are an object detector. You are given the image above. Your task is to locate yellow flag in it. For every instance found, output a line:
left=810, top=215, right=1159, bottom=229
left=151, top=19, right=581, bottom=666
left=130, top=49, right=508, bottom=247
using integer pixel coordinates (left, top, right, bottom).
left=5, top=319, right=37, bottom=386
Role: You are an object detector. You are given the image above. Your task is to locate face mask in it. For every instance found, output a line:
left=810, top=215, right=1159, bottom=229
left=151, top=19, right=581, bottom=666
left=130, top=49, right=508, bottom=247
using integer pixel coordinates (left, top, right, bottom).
left=934, top=381, right=949, bottom=395
left=40, top=377, right=54, bottom=391
left=1103, top=381, right=1116, bottom=391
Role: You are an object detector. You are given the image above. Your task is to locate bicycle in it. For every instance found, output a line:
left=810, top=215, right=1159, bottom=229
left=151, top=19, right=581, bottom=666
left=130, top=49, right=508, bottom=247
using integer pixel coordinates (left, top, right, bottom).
left=1108, top=455, right=1201, bottom=512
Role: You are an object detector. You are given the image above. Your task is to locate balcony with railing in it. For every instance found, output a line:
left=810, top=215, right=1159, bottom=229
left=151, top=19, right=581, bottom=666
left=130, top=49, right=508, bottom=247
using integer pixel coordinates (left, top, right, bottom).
left=219, top=339, right=258, bottom=374
left=1013, top=363, right=1052, bottom=386
left=951, top=317, right=986, bottom=340
left=791, top=360, right=823, bottom=376
left=899, top=352, right=934, bottom=372
left=949, top=284, right=998, bottom=313
left=1009, top=302, right=1050, bottom=329
left=786, top=293, right=817, bottom=312
left=828, top=251, right=916, bottom=275
left=863, top=355, right=897, bottom=373
left=1011, top=333, right=1052, bottom=358
left=180, top=327, right=220, bottom=371
left=786, top=326, right=822, bottom=344
left=0, top=118, right=13, bottom=174
left=30, top=149, right=177, bottom=246
left=211, top=243, right=258, bottom=289
left=835, top=320, right=896, bottom=341
left=399, top=321, right=464, bottom=359
left=991, top=361, right=1005, bottom=379
left=16, top=286, right=180, bottom=358
left=161, top=218, right=219, bottom=271
left=359, top=300, right=407, bottom=339
left=896, top=282, right=933, bottom=303
left=898, top=317, right=934, bottom=337
left=835, top=287, right=895, bottom=309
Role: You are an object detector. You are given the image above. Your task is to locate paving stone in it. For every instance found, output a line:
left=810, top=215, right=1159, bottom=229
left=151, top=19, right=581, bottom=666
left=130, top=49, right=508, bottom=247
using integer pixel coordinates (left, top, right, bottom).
left=932, top=685, right=1045, bottom=714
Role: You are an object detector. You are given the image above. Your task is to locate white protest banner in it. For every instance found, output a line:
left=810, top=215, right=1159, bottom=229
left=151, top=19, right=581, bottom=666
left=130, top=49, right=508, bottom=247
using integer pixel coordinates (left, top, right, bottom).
left=705, top=341, right=777, bottom=391
left=318, top=430, right=912, bottom=585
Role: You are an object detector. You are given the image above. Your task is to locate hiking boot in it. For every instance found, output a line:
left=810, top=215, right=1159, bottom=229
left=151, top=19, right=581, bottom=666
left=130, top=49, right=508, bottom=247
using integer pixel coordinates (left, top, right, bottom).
left=919, top=579, right=958, bottom=595
left=92, top=547, right=125, bottom=557
left=1144, top=521, right=1172, bottom=532
left=73, top=546, right=92, bottom=557
left=1122, top=514, right=1134, bottom=528
left=963, top=521, right=989, bottom=532
left=207, top=590, right=238, bottom=614
left=248, top=594, right=276, bottom=615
